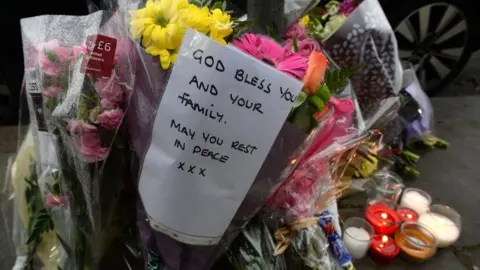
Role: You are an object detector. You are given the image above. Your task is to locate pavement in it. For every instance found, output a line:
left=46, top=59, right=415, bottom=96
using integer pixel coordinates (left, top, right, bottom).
left=1, top=55, right=480, bottom=269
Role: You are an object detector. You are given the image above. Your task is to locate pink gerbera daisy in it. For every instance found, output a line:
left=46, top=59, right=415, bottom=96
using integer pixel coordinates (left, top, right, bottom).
left=232, top=34, right=308, bottom=79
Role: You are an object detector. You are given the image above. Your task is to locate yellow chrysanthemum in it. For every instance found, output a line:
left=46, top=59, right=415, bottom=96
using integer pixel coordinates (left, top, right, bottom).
left=183, top=5, right=211, bottom=34
left=146, top=45, right=177, bottom=69
left=209, top=9, right=233, bottom=45
left=299, top=15, right=310, bottom=28
left=130, top=0, right=189, bottom=49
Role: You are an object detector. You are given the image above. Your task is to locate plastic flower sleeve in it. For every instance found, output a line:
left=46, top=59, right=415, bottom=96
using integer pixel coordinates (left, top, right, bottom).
left=20, top=10, right=137, bottom=269
left=320, top=0, right=403, bottom=132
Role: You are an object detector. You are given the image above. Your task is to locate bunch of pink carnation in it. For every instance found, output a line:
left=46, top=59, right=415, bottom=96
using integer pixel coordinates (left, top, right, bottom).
left=283, top=22, right=322, bottom=59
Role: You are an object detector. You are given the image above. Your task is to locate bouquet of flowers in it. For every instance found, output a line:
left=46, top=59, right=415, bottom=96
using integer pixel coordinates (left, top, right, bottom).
left=9, top=11, right=138, bottom=269
left=124, top=0, right=368, bottom=269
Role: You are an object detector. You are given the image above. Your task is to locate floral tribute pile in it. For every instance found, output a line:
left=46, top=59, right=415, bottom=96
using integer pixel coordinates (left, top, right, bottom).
left=4, top=0, right=440, bottom=270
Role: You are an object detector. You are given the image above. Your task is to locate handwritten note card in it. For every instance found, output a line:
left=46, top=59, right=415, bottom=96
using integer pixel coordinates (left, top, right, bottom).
left=139, top=29, right=303, bottom=245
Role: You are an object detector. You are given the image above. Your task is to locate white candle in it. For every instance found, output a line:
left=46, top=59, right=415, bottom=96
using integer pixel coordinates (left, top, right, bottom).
left=418, top=213, right=460, bottom=247
left=343, top=227, right=371, bottom=259
left=400, top=190, right=431, bottom=214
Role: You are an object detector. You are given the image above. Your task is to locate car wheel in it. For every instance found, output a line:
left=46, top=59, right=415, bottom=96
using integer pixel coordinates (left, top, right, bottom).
left=384, top=0, right=476, bottom=95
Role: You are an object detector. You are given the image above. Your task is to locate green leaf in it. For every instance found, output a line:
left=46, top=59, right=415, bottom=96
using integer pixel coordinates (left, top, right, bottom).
left=44, top=48, right=58, bottom=63
left=292, top=36, right=299, bottom=53
left=222, top=1, right=227, bottom=11
left=309, top=96, right=325, bottom=112
left=266, top=26, right=277, bottom=41
left=315, top=84, right=331, bottom=103
left=77, top=100, right=89, bottom=122
left=292, top=103, right=315, bottom=133
left=211, top=1, right=223, bottom=10
left=293, top=91, right=307, bottom=108
left=324, top=64, right=363, bottom=93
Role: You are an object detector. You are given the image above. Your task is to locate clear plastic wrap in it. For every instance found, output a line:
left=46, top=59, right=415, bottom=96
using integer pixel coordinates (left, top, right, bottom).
left=16, top=10, right=137, bottom=269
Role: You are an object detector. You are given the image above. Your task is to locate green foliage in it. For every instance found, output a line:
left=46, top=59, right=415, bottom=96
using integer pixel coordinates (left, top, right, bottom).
left=77, top=100, right=89, bottom=122
left=229, top=19, right=254, bottom=41
left=43, top=48, right=58, bottom=63
left=293, top=91, right=307, bottom=108
left=292, top=36, right=299, bottom=52
left=309, top=96, right=325, bottom=112
left=266, top=26, right=278, bottom=41
left=26, top=209, right=54, bottom=244
left=315, top=84, right=331, bottom=103
left=190, top=0, right=211, bottom=7
left=323, top=64, right=363, bottom=93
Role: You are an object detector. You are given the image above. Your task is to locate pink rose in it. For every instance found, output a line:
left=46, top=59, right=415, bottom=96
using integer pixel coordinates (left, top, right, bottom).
left=97, top=108, right=123, bottom=130
left=46, top=194, right=65, bottom=206
left=284, top=23, right=307, bottom=41
left=285, top=37, right=322, bottom=58
left=74, top=128, right=109, bottom=162
left=43, top=86, right=63, bottom=98
left=114, top=39, right=135, bottom=83
left=67, top=120, right=96, bottom=134
left=95, top=76, right=123, bottom=105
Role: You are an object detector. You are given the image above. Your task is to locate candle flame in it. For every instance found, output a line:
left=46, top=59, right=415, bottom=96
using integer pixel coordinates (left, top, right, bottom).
left=290, top=159, right=297, bottom=165
left=382, top=235, right=388, bottom=243
left=407, top=214, right=413, bottom=219
left=381, top=213, right=388, bottom=219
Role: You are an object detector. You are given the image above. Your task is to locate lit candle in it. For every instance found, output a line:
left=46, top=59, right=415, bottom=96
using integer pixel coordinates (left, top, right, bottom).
left=365, top=201, right=402, bottom=235
left=400, top=188, right=431, bottom=214
left=418, top=213, right=460, bottom=247
left=397, top=207, right=418, bottom=222
left=369, top=235, right=399, bottom=263
left=395, top=222, right=437, bottom=262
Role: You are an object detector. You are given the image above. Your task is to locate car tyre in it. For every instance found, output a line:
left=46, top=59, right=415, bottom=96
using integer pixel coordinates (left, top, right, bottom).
left=383, top=0, right=478, bottom=95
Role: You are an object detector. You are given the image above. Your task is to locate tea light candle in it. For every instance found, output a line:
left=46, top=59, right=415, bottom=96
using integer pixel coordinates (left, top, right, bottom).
left=400, top=188, right=431, bottom=214
left=365, top=201, right=402, bottom=235
left=397, top=207, right=419, bottom=222
left=418, top=213, right=460, bottom=247
left=344, top=227, right=371, bottom=259
left=395, top=222, right=437, bottom=262
left=369, top=235, right=399, bottom=263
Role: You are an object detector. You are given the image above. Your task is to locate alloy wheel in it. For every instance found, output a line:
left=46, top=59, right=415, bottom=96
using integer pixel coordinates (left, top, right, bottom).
left=394, top=3, right=469, bottom=92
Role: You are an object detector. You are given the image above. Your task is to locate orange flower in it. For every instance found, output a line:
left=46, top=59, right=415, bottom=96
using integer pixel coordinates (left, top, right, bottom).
left=313, top=106, right=329, bottom=122
left=303, top=51, right=328, bottom=95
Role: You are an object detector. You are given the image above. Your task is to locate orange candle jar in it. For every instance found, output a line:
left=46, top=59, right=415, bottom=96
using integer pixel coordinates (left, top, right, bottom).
left=395, top=222, right=438, bottom=262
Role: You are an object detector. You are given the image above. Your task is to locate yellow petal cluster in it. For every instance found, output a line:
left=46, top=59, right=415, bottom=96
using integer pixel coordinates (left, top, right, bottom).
left=130, top=0, right=233, bottom=69
left=299, top=15, right=310, bottom=28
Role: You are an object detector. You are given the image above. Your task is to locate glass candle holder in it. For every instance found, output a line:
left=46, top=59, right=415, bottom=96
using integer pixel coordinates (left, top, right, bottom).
left=397, top=207, right=419, bottom=222
left=370, top=171, right=405, bottom=203
left=395, top=222, right=438, bottom=262
left=400, top=188, right=431, bottom=215
left=365, top=199, right=402, bottom=235
left=343, top=217, right=375, bottom=259
left=369, top=234, right=399, bottom=264
left=418, top=204, right=462, bottom=247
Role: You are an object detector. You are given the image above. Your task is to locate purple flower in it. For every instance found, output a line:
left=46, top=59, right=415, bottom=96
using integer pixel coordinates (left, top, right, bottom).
left=97, top=108, right=123, bottom=130
left=339, top=0, right=359, bottom=15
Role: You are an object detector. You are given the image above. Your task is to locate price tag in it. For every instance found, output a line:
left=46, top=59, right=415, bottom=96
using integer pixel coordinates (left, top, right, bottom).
left=139, top=30, right=303, bottom=245
left=81, top=35, right=117, bottom=77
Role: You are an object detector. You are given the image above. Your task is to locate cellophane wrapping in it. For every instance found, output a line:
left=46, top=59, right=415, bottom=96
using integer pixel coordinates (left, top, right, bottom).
left=12, top=10, right=138, bottom=269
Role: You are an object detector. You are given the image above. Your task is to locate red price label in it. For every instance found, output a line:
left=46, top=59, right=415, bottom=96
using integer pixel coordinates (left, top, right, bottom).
left=81, top=35, right=117, bottom=77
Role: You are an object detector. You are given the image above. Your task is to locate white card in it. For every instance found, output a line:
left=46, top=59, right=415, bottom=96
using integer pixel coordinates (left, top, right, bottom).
left=139, top=29, right=303, bottom=245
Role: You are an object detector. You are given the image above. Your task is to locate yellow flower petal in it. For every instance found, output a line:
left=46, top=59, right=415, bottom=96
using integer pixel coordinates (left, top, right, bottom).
left=159, top=49, right=172, bottom=69
left=299, top=15, right=310, bottom=28
left=142, top=24, right=156, bottom=47
left=151, top=27, right=169, bottom=48
left=145, top=45, right=164, bottom=56
left=170, top=52, right=178, bottom=64
left=130, top=18, right=155, bottom=39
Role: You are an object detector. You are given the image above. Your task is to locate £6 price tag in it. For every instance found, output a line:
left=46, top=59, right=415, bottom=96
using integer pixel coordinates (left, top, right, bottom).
left=81, top=35, right=117, bottom=77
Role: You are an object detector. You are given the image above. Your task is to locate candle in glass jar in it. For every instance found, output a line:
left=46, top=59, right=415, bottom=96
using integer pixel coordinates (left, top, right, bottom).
left=397, top=207, right=418, bottom=222
left=395, top=222, right=437, bottom=262
left=343, top=227, right=371, bottom=259
left=418, top=213, right=460, bottom=247
left=369, top=235, right=399, bottom=263
left=400, top=189, right=431, bottom=214
left=365, top=201, right=402, bottom=235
